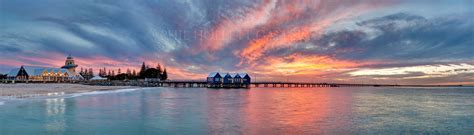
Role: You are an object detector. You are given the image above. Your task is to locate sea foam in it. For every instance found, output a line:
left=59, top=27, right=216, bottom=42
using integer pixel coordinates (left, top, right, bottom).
left=1, top=88, right=146, bottom=100
left=67, top=88, right=144, bottom=98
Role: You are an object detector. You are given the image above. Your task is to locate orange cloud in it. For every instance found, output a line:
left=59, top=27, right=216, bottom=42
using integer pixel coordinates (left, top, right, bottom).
left=250, top=54, right=367, bottom=77
left=238, top=3, right=384, bottom=65
left=240, top=27, right=313, bottom=64
left=164, top=67, right=205, bottom=80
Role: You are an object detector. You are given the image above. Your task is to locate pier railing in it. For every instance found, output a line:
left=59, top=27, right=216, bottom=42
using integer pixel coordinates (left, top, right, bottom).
left=144, top=80, right=461, bottom=88
left=87, top=79, right=463, bottom=88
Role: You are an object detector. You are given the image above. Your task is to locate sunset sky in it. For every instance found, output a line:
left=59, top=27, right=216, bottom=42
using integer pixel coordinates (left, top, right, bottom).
left=1, top=0, right=473, bottom=85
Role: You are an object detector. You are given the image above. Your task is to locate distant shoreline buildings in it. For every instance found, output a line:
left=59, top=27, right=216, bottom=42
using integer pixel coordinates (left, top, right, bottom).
left=6, top=55, right=84, bottom=83
left=1, top=57, right=171, bottom=83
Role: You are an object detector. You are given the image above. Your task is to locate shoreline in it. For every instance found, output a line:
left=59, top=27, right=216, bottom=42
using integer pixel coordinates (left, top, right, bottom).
left=0, top=83, right=470, bottom=99
left=0, top=83, right=138, bottom=99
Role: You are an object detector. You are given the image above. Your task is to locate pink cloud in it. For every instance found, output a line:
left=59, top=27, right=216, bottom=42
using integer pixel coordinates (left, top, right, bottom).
left=198, top=0, right=277, bottom=52
left=238, top=2, right=390, bottom=65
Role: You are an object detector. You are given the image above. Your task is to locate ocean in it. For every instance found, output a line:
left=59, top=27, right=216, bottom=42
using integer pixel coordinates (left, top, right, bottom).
left=1, top=87, right=473, bottom=134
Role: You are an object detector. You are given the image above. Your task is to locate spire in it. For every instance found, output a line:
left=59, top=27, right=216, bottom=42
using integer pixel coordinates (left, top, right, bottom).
left=62, top=54, right=78, bottom=69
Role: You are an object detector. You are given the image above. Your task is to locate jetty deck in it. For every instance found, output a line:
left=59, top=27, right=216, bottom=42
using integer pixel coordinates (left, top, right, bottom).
left=132, top=80, right=463, bottom=88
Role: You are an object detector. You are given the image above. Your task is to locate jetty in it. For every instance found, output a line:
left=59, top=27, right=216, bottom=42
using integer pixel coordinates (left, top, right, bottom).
left=87, top=80, right=463, bottom=88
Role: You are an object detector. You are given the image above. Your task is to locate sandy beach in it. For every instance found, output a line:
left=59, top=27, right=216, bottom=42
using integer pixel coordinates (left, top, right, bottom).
left=0, top=83, right=137, bottom=98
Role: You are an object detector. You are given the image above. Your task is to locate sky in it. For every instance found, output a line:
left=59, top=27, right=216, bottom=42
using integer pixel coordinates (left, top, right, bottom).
left=1, top=0, right=473, bottom=85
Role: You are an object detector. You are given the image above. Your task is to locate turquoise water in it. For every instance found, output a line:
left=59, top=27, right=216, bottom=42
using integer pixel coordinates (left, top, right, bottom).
left=1, top=87, right=473, bottom=134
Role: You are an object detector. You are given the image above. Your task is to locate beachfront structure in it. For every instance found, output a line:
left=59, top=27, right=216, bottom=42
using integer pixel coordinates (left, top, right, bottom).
left=6, top=66, right=83, bottom=82
left=207, top=72, right=251, bottom=88
left=61, top=54, right=79, bottom=76
left=230, top=73, right=242, bottom=84
left=6, top=55, right=83, bottom=82
left=223, top=73, right=233, bottom=84
left=207, top=72, right=222, bottom=85
left=240, top=73, right=251, bottom=84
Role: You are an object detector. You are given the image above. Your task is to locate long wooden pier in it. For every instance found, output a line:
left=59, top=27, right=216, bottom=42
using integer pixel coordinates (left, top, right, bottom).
left=137, top=80, right=463, bottom=88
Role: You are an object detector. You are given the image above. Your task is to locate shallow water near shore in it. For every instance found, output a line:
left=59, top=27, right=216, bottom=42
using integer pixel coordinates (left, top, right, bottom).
left=1, top=87, right=473, bottom=134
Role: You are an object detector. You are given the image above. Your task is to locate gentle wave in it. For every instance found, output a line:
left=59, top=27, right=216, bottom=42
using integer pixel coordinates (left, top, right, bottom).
left=0, top=101, right=4, bottom=106
left=0, top=88, right=148, bottom=100
left=67, top=88, right=144, bottom=98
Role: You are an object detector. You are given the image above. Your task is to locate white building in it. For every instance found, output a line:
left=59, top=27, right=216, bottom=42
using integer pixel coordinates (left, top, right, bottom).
left=6, top=55, right=83, bottom=82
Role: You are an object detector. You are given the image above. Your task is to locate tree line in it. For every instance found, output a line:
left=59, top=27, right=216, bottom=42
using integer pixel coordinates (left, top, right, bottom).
left=81, top=62, right=168, bottom=81
left=79, top=68, right=94, bottom=80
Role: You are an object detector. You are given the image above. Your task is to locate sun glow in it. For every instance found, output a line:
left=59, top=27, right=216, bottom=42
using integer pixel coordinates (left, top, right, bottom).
left=253, top=54, right=365, bottom=75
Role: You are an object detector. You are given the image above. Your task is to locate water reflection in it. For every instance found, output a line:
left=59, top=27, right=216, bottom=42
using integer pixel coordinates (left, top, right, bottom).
left=196, top=88, right=356, bottom=134
left=151, top=88, right=208, bottom=134
left=206, top=90, right=249, bottom=134
left=351, top=88, right=474, bottom=133
left=238, top=88, right=354, bottom=134
left=45, top=97, right=66, bottom=134
left=2, top=87, right=472, bottom=134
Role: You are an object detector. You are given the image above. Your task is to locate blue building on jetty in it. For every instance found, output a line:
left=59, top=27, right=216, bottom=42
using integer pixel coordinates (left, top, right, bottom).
left=207, top=72, right=251, bottom=88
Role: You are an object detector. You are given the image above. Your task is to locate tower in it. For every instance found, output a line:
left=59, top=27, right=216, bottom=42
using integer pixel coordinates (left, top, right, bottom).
left=61, top=54, right=79, bottom=75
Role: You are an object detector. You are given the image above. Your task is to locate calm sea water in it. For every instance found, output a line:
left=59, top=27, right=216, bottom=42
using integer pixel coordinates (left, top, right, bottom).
left=0, top=87, right=473, bottom=134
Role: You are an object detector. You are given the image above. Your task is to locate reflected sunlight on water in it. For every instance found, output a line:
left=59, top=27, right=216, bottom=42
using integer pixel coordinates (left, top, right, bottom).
left=45, top=98, right=66, bottom=134
left=0, top=87, right=473, bottom=134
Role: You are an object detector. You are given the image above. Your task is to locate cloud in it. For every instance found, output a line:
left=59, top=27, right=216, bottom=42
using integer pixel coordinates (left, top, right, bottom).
left=349, top=63, right=474, bottom=78
left=199, top=0, right=277, bottom=51
left=0, top=0, right=472, bottom=84
left=250, top=53, right=368, bottom=75
left=297, top=12, right=474, bottom=63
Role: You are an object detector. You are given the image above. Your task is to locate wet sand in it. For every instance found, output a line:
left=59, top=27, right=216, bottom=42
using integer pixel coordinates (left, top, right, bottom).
left=0, top=83, right=137, bottom=98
